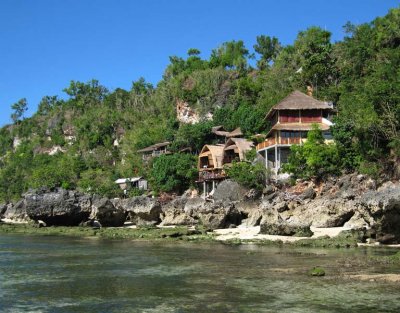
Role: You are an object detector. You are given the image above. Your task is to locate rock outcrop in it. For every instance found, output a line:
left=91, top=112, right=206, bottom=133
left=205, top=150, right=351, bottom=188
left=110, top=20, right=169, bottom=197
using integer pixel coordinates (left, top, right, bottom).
left=23, top=189, right=92, bottom=226
left=90, top=197, right=125, bottom=227
left=1, top=172, right=399, bottom=243
left=120, top=196, right=162, bottom=226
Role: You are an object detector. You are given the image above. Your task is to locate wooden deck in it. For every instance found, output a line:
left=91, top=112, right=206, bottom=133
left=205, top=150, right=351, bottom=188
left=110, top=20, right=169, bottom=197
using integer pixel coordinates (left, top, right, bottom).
left=256, top=137, right=301, bottom=150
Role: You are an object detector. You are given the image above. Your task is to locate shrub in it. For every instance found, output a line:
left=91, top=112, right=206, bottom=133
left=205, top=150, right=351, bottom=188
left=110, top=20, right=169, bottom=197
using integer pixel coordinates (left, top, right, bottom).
left=150, top=153, right=197, bottom=193
left=225, top=161, right=268, bottom=190
left=283, top=124, right=340, bottom=180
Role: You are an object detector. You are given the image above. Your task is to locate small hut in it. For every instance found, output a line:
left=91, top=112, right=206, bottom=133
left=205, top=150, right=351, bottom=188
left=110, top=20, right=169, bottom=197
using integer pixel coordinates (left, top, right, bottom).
left=197, top=144, right=225, bottom=197
left=223, top=138, right=254, bottom=164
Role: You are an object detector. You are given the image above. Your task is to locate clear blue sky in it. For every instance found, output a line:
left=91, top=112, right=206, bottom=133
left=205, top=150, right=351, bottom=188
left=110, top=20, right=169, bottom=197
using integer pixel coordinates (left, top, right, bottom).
left=0, top=0, right=398, bottom=126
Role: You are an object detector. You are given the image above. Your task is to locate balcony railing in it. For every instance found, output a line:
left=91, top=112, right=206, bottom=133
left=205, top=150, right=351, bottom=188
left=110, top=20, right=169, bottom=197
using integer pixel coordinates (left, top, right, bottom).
left=257, top=137, right=302, bottom=150
left=280, top=137, right=301, bottom=145
left=256, top=138, right=276, bottom=150
left=197, top=170, right=226, bottom=182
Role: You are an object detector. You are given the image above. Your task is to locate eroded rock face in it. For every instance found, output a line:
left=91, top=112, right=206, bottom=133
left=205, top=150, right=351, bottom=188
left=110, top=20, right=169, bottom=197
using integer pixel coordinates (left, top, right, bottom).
left=90, top=197, right=125, bottom=227
left=196, top=202, right=242, bottom=230
left=122, top=196, right=162, bottom=226
left=0, top=203, right=7, bottom=218
left=259, top=219, right=313, bottom=237
left=360, top=182, right=400, bottom=243
left=3, top=202, right=30, bottom=222
left=213, top=180, right=247, bottom=202
left=24, top=189, right=92, bottom=226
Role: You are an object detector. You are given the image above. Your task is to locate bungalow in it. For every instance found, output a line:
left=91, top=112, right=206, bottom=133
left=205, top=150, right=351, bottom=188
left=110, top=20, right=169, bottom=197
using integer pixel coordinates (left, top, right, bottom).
left=115, top=177, right=148, bottom=194
left=136, top=141, right=171, bottom=161
left=256, top=90, right=334, bottom=175
left=211, top=126, right=244, bottom=143
left=223, top=137, right=254, bottom=165
left=197, top=138, right=253, bottom=198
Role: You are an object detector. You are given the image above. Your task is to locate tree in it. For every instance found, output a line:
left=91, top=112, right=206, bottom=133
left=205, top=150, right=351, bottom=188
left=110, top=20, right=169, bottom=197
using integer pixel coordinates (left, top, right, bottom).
left=254, top=35, right=281, bottom=69
left=187, top=48, right=201, bottom=56
left=63, top=79, right=108, bottom=109
left=172, top=121, right=213, bottom=153
left=11, top=98, right=28, bottom=123
left=283, top=125, right=340, bottom=179
left=37, top=96, right=60, bottom=115
left=209, top=40, right=249, bottom=70
left=225, top=161, right=268, bottom=191
left=150, top=154, right=197, bottom=193
left=293, top=26, right=336, bottom=90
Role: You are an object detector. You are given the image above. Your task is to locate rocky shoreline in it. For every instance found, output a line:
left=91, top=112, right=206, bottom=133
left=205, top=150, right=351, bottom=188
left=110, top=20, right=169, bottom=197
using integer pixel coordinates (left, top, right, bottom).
left=1, top=173, right=400, bottom=245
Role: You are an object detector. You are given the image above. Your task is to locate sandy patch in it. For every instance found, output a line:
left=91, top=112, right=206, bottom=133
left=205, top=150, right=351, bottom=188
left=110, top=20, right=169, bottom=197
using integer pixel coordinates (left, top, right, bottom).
left=0, top=218, right=28, bottom=224
left=213, top=225, right=350, bottom=242
left=344, top=274, right=400, bottom=282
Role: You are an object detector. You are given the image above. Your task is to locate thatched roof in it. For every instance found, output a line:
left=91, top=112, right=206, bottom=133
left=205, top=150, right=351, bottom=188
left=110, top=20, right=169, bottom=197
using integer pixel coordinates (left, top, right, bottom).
left=198, top=145, right=225, bottom=169
left=224, top=138, right=254, bottom=161
left=267, top=123, right=330, bottom=136
left=137, top=141, right=170, bottom=153
left=227, top=127, right=243, bottom=138
left=265, top=90, right=332, bottom=119
left=212, top=126, right=243, bottom=138
left=211, top=126, right=230, bottom=137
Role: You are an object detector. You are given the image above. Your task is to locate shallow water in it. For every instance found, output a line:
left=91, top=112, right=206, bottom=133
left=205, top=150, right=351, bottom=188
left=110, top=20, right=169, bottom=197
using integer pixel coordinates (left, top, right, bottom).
left=1, top=235, right=400, bottom=312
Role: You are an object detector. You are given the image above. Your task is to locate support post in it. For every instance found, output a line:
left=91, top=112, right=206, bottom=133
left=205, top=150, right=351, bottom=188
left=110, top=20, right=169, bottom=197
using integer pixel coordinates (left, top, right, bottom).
left=203, top=181, right=206, bottom=199
left=275, top=145, right=278, bottom=175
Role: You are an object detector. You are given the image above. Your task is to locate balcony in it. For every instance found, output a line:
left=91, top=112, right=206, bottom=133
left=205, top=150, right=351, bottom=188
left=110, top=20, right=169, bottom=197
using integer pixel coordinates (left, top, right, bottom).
left=280, top=137, right=301, bottom=145
left=256, top=137, right=301, bottom=150
left=197, top=170, right=226, bottom=182
left=256, top=137, right=276, bottom=150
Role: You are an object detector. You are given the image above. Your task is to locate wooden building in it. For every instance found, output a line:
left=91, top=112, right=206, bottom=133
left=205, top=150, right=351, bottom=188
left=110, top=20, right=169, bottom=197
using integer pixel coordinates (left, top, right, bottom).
left=256, top=90, right=334, bottom=175
left=211, top=126, right=244, bottom=143
left=197, top=138, right=253, bottom=198
left=115, top=177, right=148, bottom=193
left=223, top=138, right=254, bottom=165
left=136, top=142, right=171, bottom=161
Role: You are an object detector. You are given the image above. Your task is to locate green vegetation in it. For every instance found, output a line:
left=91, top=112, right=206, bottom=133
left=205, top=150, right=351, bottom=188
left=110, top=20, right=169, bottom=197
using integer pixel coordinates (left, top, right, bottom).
left=309, top=267, right=326, bottom=277
left=283, top=125, right=340, bottom=180
left=150, top=153, right=198, bottom=193
left=0, top=223, right=215, bottom=242
left=225, top=161, right=268, bottom=190
left=1, top=7, right=399, bottom=202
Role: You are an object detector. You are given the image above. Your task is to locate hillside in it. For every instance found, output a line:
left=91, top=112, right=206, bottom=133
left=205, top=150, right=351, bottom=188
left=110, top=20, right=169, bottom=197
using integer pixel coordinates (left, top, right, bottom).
left=0, top=7, right=399, bottom=202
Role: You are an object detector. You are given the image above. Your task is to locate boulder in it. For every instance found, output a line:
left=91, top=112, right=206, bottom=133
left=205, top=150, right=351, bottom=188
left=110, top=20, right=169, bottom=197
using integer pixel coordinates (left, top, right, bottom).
left=213, top=180, right=247, bottom=202
left=300, top=187, right=316, bottom=200
left=0, top=203, right=7, bottom=217
left=259, top=217, right=313, bottom=237
left=184, top=197, right=207, bottom=215
left=90, top=197, right=125, bottom=227
left=291, top=198, right=356, bottom=228
left=24, top=189, right=91, bottom=226
left=3, top=202, right=30, bottom=222
left=241, top=209, right=263, bottom=227
left=360, top=182, right=400, bottom=215
left=122, top=196, right=162, bottom=226
left=160, top=207, right=197, bottom=226
left=196, top=202, right=242, bottom=230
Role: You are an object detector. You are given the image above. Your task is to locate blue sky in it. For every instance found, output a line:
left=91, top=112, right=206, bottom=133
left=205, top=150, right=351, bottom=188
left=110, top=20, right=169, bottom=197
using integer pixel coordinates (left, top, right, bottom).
left=0, top=0, right=398, bottom=126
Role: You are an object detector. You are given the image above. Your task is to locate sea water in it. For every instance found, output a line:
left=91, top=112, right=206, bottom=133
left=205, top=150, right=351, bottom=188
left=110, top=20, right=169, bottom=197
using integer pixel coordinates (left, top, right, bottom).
left=0, top=235, right=400, bottom=312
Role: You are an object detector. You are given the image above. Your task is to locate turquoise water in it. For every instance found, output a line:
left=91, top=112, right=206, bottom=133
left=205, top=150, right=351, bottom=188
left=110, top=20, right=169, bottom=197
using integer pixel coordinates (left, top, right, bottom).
left=1, top=235, right=400, bottom=313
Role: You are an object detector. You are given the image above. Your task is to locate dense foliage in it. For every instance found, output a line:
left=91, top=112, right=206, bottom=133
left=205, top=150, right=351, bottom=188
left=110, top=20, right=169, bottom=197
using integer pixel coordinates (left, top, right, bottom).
left=283, top=125, right=340, bottom=180
left=0, top=7, right=399, bottom=202
left=225, top=162, right=268, bottom=191
left=150, top=154, right=197, bottom=194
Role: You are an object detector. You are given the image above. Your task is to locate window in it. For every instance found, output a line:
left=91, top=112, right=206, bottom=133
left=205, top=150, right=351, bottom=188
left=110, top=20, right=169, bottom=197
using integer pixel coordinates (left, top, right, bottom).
left=323, top=131, right=333, bottom=140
